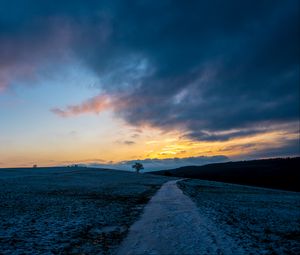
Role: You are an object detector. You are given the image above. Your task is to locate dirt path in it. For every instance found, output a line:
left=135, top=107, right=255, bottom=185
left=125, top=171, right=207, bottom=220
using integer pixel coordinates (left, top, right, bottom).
left=117, top=180, right=243, bottom=255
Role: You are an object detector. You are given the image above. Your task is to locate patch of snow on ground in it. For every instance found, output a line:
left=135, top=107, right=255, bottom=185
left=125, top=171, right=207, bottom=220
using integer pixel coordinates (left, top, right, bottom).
left=178, top=179, right=300, bottom=255
left=0, top=167, right=169, bottom=254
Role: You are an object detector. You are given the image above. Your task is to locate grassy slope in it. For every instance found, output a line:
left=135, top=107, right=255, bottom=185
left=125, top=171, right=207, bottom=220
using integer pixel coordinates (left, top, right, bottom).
left=0, top=167, right=172, bottom=254
left=152, top=157, right=300, bottom=192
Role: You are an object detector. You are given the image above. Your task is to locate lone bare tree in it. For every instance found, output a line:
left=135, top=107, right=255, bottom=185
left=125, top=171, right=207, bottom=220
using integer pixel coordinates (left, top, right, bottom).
left=132, top=162, right=144, bottom=173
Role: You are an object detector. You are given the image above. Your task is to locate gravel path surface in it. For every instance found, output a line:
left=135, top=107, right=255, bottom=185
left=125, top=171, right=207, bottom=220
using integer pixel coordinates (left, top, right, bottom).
left=117, top=180, right=243, bottom=255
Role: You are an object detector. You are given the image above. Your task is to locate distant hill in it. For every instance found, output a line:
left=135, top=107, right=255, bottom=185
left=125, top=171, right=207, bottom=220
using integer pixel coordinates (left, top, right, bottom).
left=150, top=157, right=300, bottom=192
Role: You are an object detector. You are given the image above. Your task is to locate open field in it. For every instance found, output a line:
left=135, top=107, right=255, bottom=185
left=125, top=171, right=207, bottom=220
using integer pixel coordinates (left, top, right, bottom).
left=0, top=167, right=171, bottom=254
left=178, top=179, right=300, bottom=254
left=1, top=166, right=299, bottom=254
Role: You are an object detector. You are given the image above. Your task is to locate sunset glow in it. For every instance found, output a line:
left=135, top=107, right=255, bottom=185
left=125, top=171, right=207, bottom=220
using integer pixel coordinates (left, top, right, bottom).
left=0, top=1, right=299, bottom=169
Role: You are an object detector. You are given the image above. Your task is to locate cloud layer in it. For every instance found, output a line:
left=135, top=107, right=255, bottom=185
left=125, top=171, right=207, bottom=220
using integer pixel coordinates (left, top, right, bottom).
left=1, top=1, right=299, bottom=150
left=88, top=155, right=229, bottom=171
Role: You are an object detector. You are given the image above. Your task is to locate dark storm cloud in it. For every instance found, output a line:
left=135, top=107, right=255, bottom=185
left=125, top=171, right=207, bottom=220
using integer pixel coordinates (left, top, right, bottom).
left=184, top=129, right=267, bottom=142
left=111, top=0, right=300, bottom=132
left=1, top=1, right=299, bottom=148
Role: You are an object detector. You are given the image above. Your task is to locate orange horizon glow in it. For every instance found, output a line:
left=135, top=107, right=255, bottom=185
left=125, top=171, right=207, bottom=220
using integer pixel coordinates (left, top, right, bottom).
left=1, top=121, right=298, bottom=168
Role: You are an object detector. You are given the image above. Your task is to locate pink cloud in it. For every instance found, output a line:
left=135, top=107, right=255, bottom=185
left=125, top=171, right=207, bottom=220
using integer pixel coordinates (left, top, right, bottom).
left=51, top=94, right=112, bottom=117
left=0, top=63, right=38, bottom=92
left=0, top=15, right=113, bottom=93
left=0, top=17, right=80, bottom=92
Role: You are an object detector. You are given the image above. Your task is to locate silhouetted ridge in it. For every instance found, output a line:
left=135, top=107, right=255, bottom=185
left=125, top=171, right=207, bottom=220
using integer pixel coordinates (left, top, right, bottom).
left=151, top=157, right=300, bottom=192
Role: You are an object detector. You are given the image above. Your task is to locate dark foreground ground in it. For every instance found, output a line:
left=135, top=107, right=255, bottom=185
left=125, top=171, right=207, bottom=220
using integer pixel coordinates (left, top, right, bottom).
left=178, top=179, right=300, bottom=254
left=1, top=166, right=299, bottom=255
left=0, top=167, right=171, bottom=254
left=152, top=157, right=300, bottom=192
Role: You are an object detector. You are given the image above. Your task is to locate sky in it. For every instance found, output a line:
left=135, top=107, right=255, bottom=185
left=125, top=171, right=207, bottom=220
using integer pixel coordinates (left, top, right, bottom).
left=0, top=0, right=299, bottom=170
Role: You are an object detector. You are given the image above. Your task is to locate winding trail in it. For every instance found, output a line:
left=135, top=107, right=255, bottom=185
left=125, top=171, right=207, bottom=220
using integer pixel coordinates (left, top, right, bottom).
left=117, top=180, right=243, bottom=255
